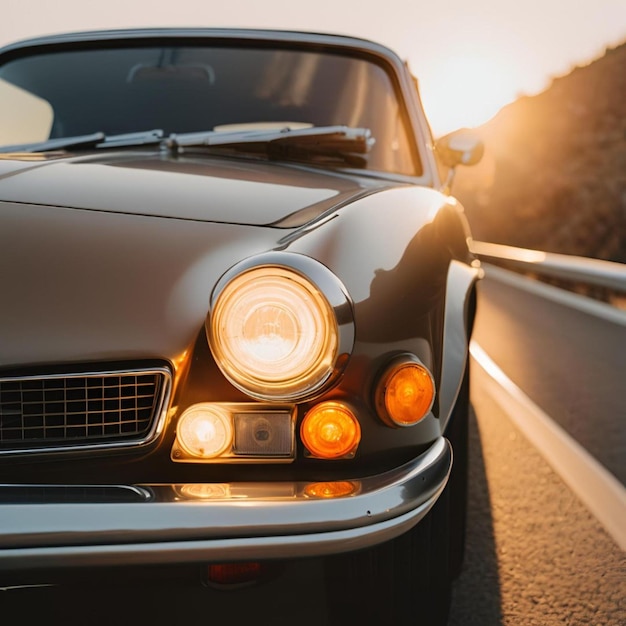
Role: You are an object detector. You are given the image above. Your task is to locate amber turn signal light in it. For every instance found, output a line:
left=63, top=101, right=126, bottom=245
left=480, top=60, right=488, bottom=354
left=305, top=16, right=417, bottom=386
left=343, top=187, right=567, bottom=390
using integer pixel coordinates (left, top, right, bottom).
left=375, top=355, right=435, bottom=427
left=301, top=401, right=361, bottom=459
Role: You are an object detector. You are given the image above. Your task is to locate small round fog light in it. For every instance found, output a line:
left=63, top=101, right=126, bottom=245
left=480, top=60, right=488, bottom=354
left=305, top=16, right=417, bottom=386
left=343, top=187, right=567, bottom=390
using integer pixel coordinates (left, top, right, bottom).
left=177, top=404, right=233, bottom=458
left=301, top=402, right=360, bottom=459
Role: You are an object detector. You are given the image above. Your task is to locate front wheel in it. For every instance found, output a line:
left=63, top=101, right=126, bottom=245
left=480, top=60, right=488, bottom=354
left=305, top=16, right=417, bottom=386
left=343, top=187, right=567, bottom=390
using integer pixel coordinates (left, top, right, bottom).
left=324, top=486, right=451, bottom=626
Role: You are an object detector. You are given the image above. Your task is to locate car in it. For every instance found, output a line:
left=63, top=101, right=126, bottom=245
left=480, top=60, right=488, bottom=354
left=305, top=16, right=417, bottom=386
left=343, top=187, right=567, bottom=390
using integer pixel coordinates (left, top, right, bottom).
left=0, top=28, right=483, bottom=625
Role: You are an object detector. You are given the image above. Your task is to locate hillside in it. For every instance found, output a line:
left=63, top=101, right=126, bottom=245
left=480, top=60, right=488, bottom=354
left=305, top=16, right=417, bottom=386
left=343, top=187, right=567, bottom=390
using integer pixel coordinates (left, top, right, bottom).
left=452, top=42, right=626, bottom=265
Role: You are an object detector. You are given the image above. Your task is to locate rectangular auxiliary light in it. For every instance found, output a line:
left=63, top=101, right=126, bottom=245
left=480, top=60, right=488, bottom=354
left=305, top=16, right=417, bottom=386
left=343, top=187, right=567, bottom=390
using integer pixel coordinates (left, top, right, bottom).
left=233, top=411, right=294, bottom=457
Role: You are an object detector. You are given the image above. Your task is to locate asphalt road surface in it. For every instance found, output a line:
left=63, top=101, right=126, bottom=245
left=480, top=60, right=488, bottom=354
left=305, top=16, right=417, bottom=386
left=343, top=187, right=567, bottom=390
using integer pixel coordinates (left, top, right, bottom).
left=472, top=265, right=625, bottom=484
left=449, top=367, right=624, bottom=625
left=450, top=266, right=625, bottom=625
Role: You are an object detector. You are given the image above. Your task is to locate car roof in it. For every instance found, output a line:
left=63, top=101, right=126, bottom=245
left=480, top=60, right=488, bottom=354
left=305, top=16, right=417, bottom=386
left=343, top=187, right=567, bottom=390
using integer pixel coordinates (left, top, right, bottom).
left=0, top=28, right=407, bottom=68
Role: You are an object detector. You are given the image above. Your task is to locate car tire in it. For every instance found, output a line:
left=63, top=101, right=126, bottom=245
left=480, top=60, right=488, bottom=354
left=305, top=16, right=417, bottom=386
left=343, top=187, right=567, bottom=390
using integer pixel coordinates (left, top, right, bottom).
left=324, top=485, right=451, bottom=626
left=445, top=361, right=470, bottom=579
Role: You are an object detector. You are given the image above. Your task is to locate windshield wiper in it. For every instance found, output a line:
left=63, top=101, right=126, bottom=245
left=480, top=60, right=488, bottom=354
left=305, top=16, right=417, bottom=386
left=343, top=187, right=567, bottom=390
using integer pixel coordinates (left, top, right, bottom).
left=0, top=126, right=374, bottom=167
left=163, top=125, right=375, bottom=167
left=0, top=129, right=164, bottom=154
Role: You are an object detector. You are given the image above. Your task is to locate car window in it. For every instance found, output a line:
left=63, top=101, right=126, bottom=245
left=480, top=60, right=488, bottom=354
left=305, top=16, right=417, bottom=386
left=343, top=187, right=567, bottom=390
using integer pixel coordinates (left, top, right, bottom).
left=0, top=44, right=421, bottom=175
left=0, top=77, right=53, bottom=145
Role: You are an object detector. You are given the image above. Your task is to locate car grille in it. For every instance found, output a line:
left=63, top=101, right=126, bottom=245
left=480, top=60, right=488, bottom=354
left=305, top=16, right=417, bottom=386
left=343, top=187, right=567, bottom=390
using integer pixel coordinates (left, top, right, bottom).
left=0, top=368, right=170, bottom=454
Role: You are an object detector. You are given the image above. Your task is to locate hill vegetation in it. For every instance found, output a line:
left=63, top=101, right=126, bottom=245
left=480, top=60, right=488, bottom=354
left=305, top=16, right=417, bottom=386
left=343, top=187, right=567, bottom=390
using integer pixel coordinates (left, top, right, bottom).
left=452, top=42, right=626, bottom=265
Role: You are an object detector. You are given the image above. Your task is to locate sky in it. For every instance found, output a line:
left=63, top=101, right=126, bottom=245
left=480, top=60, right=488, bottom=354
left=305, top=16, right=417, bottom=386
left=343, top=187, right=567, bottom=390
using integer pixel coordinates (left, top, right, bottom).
left=3, top=0, right=626, bottom=136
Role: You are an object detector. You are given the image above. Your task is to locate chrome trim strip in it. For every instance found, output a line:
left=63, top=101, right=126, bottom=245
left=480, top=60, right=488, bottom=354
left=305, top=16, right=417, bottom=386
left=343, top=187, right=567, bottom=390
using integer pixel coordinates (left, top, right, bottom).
left=0, top=438, right=450, bottom=570
left=0, top=484, right=152, bottom=503
left=0, top=496, right=439, bottom=570
left=0, top=366, right=172, bottom=457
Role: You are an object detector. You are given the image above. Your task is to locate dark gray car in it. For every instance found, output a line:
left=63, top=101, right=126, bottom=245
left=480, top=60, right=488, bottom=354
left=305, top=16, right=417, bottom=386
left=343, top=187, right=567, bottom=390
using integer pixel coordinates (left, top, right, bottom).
left=0, top=28, right=483, bottom=625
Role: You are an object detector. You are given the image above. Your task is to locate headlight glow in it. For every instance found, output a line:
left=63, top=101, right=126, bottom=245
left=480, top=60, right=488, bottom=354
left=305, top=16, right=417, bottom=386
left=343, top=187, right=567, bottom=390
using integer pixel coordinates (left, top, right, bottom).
left=176, top=404, right=233, bottom=458
left=209, top=266, right=339, bottom=400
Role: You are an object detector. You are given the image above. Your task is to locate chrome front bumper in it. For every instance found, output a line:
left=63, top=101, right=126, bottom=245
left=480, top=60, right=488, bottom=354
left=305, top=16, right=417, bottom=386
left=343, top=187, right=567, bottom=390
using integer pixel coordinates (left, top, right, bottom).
left=0, top=437, right=451, bottom=572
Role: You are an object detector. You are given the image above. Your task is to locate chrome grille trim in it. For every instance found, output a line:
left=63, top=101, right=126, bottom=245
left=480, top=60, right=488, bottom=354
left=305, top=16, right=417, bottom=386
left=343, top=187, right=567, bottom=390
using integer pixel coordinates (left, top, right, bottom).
left=0, top=367, right=171, bottom=456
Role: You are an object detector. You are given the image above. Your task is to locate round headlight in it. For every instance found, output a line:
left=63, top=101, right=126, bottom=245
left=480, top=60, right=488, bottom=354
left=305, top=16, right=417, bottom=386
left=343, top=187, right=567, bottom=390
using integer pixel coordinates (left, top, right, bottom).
left=209, top=265, right=339, bottom=400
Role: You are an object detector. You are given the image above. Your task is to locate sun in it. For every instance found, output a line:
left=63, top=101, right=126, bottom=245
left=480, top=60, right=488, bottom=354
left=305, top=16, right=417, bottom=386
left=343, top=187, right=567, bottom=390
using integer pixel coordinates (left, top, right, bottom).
left=419, top=55, right=519, bottom=137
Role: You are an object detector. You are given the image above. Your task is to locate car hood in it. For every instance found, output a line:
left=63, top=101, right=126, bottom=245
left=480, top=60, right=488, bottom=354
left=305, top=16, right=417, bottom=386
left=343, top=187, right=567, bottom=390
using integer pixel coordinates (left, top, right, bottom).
left=0, top=150, right=401, bottom=368
left=0, top=150, right=387, bottom=227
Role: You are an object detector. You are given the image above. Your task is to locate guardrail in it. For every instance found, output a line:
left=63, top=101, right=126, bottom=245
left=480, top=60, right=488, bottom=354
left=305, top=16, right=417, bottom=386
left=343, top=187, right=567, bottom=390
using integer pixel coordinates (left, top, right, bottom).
left=469, top=241, right=626, bottom=293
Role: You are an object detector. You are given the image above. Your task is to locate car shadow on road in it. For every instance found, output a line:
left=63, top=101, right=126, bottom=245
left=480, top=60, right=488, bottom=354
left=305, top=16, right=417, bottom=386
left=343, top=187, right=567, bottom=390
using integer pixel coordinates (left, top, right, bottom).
left=448, top=406, right=503, bottom=625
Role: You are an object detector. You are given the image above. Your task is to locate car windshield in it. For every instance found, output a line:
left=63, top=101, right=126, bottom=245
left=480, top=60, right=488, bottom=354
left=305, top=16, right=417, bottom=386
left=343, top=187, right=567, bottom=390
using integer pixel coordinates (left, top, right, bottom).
left=0, top=42, right=421, bottom=175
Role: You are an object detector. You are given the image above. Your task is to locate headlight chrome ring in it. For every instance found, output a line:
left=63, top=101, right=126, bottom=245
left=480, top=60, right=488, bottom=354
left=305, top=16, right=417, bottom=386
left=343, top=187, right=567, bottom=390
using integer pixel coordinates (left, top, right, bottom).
left=208, top=253, right=354, bottom=401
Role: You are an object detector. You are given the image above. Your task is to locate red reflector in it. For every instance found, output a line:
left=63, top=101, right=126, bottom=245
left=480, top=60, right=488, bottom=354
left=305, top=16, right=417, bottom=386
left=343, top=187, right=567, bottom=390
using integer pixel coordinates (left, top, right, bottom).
left=208, top=562, right=263, bottom=585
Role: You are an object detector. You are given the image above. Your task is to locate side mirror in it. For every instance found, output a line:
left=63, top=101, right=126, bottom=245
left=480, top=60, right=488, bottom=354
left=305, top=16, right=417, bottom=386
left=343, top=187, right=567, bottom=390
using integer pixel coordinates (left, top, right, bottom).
left=436, top=128, right=484, bottom=168
left=435, top=129, right=484, bottom=193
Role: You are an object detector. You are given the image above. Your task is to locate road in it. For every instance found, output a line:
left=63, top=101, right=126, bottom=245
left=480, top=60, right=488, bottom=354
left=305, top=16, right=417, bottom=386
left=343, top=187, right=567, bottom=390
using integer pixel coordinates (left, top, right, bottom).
left=448, top=266, right=626, bottom=625
left=472, top=265, right=626, bottom=484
